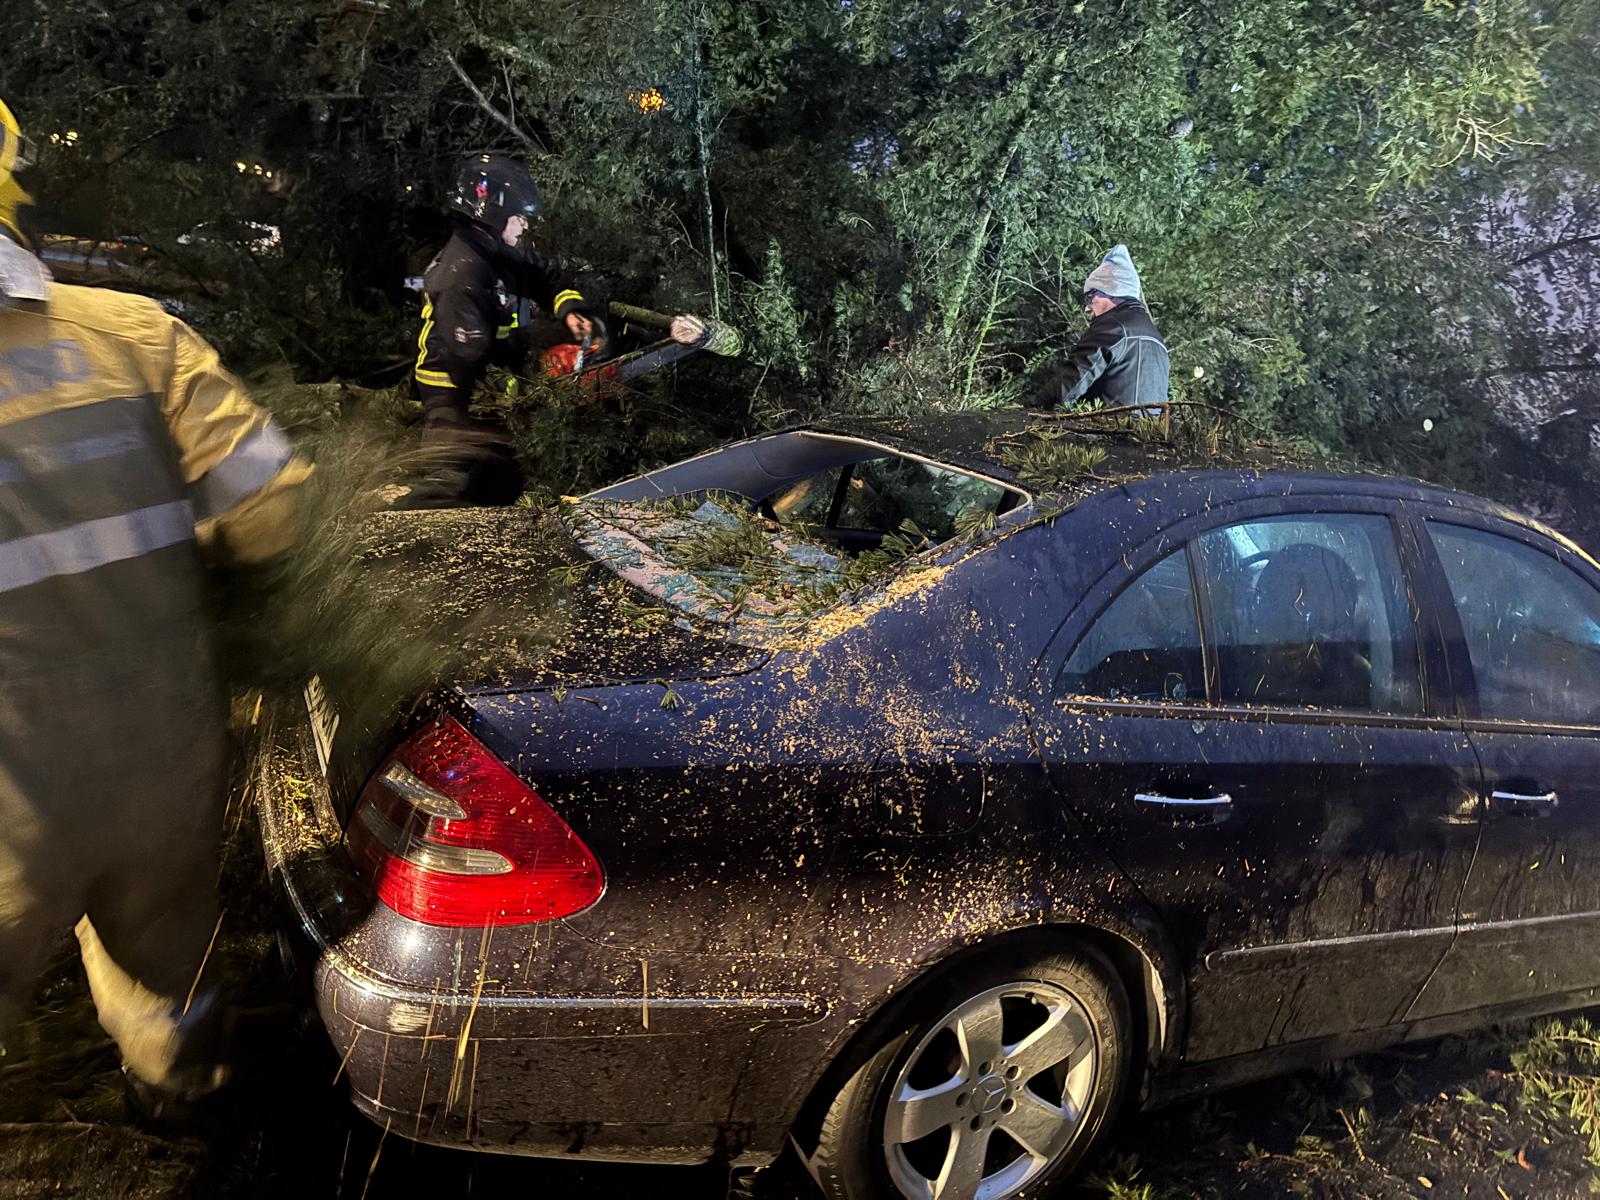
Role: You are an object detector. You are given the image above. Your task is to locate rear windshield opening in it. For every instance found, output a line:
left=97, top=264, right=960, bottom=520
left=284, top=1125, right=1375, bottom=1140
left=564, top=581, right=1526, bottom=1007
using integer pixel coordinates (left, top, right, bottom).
left=583, top=430, right=1029, bottom=554
left=761, top=454, right=1021, bottom=551
left=568, top=432, right=1029, bottom=635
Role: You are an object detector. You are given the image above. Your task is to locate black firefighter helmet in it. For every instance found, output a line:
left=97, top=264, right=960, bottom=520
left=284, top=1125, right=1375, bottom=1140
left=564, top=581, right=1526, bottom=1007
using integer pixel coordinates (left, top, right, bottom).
left=448, top=154, right=541, bottom=248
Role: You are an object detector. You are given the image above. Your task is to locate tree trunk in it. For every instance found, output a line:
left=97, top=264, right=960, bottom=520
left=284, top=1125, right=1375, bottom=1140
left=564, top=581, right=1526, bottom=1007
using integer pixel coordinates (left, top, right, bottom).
left=689, top=6, right=721, bottom=318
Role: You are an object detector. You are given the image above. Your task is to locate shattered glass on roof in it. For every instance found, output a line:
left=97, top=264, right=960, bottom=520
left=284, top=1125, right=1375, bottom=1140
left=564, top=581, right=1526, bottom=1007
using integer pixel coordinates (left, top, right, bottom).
left=566, top=497, right=855, bottom=638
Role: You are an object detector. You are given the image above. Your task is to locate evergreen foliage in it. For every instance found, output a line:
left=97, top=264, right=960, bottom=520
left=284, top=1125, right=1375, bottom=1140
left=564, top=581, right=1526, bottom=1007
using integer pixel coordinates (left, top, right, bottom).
left=2, top=0, right=1595, bottom=490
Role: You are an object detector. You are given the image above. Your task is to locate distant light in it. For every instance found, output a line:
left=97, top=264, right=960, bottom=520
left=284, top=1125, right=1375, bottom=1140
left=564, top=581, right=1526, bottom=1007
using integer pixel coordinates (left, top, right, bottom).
left=1192, top=366, right=1205, bottom=380
left=65, top=130, right=79, bottom=143
left=1423, top=418, right=1434, bottom=432
left=628, top=86, right=666, bottom=115
left=235, top=161, right=247, bottom=172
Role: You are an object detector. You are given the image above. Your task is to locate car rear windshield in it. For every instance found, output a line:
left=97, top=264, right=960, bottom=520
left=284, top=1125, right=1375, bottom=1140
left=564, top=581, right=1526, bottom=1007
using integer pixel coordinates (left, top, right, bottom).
left=565, top=432, right=1028, bottom=638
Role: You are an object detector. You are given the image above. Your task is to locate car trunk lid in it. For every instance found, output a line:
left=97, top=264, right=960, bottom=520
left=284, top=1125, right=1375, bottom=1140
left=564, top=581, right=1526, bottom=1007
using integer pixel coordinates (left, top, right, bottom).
left=306, top=506, right=767, bottom=816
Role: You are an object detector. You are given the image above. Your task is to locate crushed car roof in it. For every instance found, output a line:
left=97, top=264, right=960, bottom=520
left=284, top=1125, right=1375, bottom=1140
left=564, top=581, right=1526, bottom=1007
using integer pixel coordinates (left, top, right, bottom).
left=801, top=408, right=1340, bottom=491
left=801, top=408, right=1503, bottom=513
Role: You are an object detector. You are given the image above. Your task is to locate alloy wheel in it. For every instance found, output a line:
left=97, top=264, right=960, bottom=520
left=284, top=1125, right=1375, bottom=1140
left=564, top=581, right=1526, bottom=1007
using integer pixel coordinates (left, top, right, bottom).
left=881, top=980, right=1097, bottom=1200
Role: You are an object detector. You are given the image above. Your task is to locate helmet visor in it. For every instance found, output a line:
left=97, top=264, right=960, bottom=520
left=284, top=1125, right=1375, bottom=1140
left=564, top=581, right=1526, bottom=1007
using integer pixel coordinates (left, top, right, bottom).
left=490, top=176, right=542, bottom=224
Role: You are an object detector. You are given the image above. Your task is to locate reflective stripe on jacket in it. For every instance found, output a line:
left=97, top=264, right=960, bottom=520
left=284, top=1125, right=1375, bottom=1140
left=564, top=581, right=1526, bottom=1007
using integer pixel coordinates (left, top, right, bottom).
left=0, top=281, right=310, bottom=680
left=1030, top=300, right=1171, bottom=413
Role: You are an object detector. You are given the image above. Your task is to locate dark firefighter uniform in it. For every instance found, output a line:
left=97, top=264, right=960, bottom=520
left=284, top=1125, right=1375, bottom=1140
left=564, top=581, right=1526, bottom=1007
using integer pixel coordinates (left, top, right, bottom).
left=413, top=221, right=588, bottom=424
left=406, top=154, right=595, bottom=507
left=0, top=98, right=310, bottom=1106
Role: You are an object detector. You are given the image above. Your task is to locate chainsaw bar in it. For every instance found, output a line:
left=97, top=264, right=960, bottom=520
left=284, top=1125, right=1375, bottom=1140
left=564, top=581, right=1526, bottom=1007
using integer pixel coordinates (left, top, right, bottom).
left=567, top=303, right=743, bottom=386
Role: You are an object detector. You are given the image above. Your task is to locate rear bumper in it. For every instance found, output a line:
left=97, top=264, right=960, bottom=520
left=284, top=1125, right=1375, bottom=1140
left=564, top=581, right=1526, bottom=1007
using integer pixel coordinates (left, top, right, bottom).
left=253, top=711, right=829, bottom=1166
left=319, top=973, right=804, bottom=1165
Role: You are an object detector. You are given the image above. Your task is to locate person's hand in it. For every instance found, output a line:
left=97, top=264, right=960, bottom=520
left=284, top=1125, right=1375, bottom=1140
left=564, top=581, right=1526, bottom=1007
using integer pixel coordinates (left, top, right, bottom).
left=671, top=314, right=707, bottom=346
left=565, top=312, right=608, bottom=357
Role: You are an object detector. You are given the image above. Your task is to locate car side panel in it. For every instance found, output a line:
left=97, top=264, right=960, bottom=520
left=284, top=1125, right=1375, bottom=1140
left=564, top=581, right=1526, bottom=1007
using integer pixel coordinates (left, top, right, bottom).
left=1037, top=705, right=1479, bottom=1061
left=459, top=518, right=1188, bottom=1138
left=476, top=524, right=1086, bottom=960
left=1029, top=495, right=1480, bottom=1062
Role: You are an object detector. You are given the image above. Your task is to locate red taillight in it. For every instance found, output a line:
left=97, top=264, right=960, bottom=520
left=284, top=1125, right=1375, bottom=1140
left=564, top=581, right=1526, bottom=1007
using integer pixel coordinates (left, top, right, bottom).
left=344, top=715, right=604, bottom=926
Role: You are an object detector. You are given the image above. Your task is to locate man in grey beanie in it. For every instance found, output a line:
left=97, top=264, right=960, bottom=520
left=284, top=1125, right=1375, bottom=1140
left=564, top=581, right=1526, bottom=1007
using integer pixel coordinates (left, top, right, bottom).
left=1028, top=244, right=1170, bottom=416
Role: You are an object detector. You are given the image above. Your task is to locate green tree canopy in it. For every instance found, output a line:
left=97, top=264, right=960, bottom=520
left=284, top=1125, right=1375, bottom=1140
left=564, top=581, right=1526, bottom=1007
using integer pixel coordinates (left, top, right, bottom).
left=2, top=0, right=1594, bottom=483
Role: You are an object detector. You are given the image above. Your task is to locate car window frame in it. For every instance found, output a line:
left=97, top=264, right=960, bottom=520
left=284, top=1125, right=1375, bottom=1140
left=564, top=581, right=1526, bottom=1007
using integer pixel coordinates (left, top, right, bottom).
left=1034, top=495, right=1451, bottom=729
left=1407, top=505, right=1600, bottom=734
left=826, top=456, right=1018, bottom=538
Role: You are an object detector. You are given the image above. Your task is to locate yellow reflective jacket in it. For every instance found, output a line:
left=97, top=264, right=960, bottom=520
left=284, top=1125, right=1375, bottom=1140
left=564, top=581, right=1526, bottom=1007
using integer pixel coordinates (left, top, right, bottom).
left=0, top=280, right=311, bottom=684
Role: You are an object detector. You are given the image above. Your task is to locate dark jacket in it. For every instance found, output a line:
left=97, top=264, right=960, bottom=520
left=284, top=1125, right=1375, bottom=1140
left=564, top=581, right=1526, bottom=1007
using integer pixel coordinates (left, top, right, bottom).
left=1030, top=300, right=1170, bottom=413
left=412, top=221, right=589, bottom=420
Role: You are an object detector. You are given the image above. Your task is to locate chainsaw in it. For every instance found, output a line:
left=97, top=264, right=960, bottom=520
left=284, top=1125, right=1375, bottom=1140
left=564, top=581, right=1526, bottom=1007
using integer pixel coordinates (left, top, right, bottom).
left=540, top=302, right=742, bottom=399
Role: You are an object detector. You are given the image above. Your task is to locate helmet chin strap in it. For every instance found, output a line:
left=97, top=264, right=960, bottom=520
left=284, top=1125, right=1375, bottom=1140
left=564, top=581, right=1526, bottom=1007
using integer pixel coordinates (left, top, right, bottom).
left=0, top=230, right=50, bottom=309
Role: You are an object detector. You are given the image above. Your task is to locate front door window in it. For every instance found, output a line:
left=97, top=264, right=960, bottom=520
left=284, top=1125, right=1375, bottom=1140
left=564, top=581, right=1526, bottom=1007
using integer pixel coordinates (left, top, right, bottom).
left=1194, top=515, right=1422, bottom=714
left=1056, top=549, right=1203, bottom=704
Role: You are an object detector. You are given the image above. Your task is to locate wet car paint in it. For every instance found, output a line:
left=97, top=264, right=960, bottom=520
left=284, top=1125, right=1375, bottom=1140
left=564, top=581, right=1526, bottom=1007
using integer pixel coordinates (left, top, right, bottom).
left=258, top=424, right=1600, bottom=1173
left=1404, top=500, right=1600, bottom=1019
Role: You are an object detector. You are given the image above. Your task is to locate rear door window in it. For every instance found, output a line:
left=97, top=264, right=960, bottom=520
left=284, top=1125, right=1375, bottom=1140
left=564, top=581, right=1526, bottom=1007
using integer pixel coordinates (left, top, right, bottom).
left=1195, top=515, right=1421, bottom=713
left=1057, top=549, right=1204, bottom=702
left=1428, top=523, right=1600, bottom=725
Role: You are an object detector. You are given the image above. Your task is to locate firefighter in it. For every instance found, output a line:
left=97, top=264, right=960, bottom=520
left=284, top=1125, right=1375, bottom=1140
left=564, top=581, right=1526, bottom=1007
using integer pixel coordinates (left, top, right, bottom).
left=400, top=153, right=707, bottom=507
left=0, top=100, right=311, bottom=1122
left=396, top=153, right=603, bottom=507
left=1028, top=243, right=1171, bottom=417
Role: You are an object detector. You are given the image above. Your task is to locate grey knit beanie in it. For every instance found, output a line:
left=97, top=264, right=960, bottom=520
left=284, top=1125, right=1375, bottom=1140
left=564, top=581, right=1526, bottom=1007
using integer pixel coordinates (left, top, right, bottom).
left=1083, top=244, right=1143, bottom=302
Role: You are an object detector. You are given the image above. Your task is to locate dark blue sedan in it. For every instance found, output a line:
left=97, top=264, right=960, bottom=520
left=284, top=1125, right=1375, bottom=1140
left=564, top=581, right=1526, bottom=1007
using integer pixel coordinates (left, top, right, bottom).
left=258, top=411, right=1600, bottom=1200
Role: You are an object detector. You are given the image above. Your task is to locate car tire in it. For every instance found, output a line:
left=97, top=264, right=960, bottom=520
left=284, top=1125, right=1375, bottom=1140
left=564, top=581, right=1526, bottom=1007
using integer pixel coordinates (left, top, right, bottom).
left=811, top=946, right=1132, bottom=1200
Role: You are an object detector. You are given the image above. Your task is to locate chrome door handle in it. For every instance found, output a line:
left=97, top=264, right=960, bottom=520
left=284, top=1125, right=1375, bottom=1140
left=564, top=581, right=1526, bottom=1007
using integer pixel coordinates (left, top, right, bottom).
left=1135, top=792, right=1234, bottom=825
left=1491, top=789, right=1559, bottom=817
